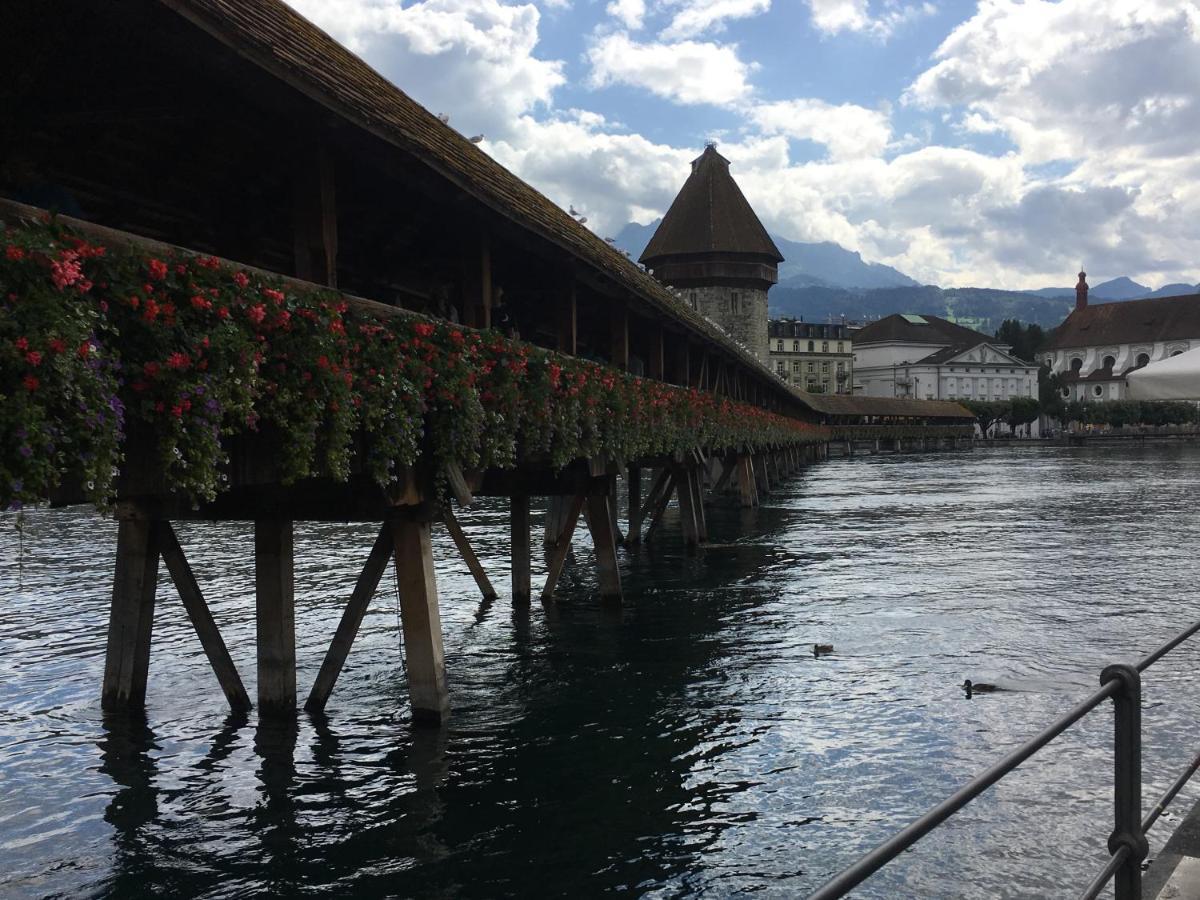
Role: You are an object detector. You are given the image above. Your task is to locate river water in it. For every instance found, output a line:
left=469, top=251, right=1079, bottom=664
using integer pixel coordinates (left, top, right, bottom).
left=4, top=444, right=1200, bottom=898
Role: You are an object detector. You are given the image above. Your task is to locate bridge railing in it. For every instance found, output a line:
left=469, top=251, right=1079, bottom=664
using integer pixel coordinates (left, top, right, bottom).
left=809, top=619, right=1200, bottom=900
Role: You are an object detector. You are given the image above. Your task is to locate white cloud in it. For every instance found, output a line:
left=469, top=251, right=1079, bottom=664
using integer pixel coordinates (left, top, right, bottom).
left=661, top=0, right=772, bottom=40
left=806, top=0, right=936, bottom=40
left=749, top=99, right=891, bottom=159
left=284, top=0, right=565, bottom=138
left=587, top=33, right=756, bottom=105
left=606, top=0, right=646, bottom=29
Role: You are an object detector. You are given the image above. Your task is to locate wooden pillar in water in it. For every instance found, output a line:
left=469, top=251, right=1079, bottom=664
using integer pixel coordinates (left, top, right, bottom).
left=626, top=466, right=643, bottom=543
left=392, top=517, right=450, bottom=723
left=585, top=489, right=623, bottom=604
left=102, top=516, right=161, bottom=712
left=736, top=454, right=758, bottom=508
left=676, top=464, right=700, bottom=547
left=256, top=519, right=296, bottom=716
left=511, top=494, right=531, bottom=604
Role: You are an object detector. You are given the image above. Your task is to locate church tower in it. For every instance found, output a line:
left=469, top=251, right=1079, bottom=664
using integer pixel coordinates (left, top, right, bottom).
left=640, top=145, right=782, bottom=362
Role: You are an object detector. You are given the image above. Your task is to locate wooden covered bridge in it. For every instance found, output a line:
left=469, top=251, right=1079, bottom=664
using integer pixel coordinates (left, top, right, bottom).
left=2, top=0, right=840, bottom=724
left=801, top=396, right=976, bottom=455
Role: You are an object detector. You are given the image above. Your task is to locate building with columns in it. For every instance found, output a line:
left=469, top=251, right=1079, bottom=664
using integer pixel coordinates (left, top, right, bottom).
left=1038, top=273, right=1200, bottom=402
left=641, top=145, right=782, bottom=362
left=853, top=313, right=1038, bottom=418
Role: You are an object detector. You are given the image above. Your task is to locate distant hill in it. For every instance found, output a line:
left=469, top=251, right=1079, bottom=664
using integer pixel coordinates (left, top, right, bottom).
left=611, top=220, right=1197, bottom=329
left=769, top=284, right=1074, bottom=333
left=611, top=221, right=917, bottom=291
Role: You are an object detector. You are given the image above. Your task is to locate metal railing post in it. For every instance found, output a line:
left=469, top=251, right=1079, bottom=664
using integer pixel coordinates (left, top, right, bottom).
left=1103, top=663, right=1147, bottom=900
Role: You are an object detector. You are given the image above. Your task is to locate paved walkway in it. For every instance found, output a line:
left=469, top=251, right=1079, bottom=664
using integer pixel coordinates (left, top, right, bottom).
left=1147, top=800, right=1200, bottom=899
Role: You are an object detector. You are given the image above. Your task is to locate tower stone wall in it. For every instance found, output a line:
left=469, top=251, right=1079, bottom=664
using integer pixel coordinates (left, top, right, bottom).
left=686, top=285, right=769, bottom=361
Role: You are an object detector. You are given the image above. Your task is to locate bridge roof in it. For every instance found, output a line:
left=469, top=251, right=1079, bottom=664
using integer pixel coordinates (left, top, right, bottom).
left=797, top=394, right=975, bottom=420
left=156, top=0, right=792, bottom=403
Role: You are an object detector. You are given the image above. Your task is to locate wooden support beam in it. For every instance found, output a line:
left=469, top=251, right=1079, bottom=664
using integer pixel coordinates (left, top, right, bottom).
left=689, top=467, right=709, bottom=543
left=542, top=495, right=569, bottom=548
left=711, top=456, right=737, bottom=495
left=511, top=494, right=531, bottom=604
left=305, top=525, right=393, bottom=713
left=444, top=461, right=473, bottom=507
left=292, top=146, right=337, bottom=287
left=672, top=339, right=690, bottom=387
left=159, top=522, right=251, bottom=714
left=443, top=510, right=498, bottom=601
left=584, top=492, right=623, bottom=604
left=392, top=517, right=450, bottom=724
left=558, top=278, right=577, bottom=354
left=541, top=492, right=587, bottom=600
left=637, top=467, right=671, bottom=522
left=626, top=466, right=643, bottom=543
left=101, top=517, right=161, bottom=712
left=462, top=232, right=492, bottom=330
left=648, top=325, right=664, bottom=381
left=644, top=471, right=678, bottom=542
left=610, top=301, right=629, bottom=370
left=676, top=465, right=701, bottom=547
left=608, top=476, right=624, bottom=546
left=255, top=519, right=296, bottom=716
left=736, top=454, right=758, bottom=508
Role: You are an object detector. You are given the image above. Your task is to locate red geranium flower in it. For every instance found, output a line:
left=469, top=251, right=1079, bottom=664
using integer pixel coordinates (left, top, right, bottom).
left=22, top=375, right=38, bottom=391
left=147, top=258, right=169, bottom=281
left=246, top=304, right=267, bottom=325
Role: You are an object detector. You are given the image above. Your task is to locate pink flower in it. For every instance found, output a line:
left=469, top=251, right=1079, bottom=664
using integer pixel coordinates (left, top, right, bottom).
left=22, top=375, right=38, bottom=391
left=262, top=288, right=285, bottom=305
left=233, top=272, right=249, bottom=288
left=50, top=252, right=83, bottom=290
left=246, top=304, right=267, bottom=325
left=5, top=245, right=25, bottom=261
left=147, top=258, right=169, bottom=281
left=25, top=350, right=42, bottom=366
left=166, top=352, right=190, bottom=370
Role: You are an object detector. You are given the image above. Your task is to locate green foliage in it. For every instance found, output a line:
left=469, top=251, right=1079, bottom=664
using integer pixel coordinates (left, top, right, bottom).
left=1, top=219, right=829, bottom=509
left=1060, top=399, right=1200, bottom=428
left=1007, top=396, right=1040, bottom=429
left=962, top=399, right=1010, bottom=436
left=994, top=319, right=1046, bottom=362
left=1038, top=363, right=1067, bottom=420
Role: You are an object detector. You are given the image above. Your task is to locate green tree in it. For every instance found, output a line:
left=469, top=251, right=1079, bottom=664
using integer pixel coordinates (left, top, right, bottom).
left=995, top=320, right=1047, bottom=363
left=1038, top=363, right=1067, bottom=421
left=963, top=399, right=1011, bottom=437
left=1007, top=396, right=1040, bottom=434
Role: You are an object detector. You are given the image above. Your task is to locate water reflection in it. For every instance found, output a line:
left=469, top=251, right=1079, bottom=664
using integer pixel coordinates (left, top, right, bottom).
left=4, top=445, right=1200, bottom=897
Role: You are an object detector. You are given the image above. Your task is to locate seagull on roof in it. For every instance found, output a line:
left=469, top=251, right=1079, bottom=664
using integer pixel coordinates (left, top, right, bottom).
left=469, top=134, right=484, bottom=143
left=437, top=112, right=450, bottom=124
left=569, top=204, right=580, bottom=216
left=604, top=237, right=615, bottom=243
left=577, top=216, right=587, bottom=224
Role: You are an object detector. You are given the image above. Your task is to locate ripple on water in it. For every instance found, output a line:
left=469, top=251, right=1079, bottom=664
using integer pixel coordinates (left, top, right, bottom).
left=4, top=444, right=1200, bottom=897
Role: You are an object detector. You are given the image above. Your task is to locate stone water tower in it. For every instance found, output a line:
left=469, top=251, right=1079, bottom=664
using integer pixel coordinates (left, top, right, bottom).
left=640, top=145, right=782, bottom=362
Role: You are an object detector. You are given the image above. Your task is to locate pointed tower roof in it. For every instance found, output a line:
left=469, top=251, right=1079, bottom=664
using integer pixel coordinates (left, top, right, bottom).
left=640, top=145, right=783, bottom=265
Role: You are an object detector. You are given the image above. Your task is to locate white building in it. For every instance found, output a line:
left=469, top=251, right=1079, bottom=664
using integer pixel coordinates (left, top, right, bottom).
left=1038, top=274, right=1200, bottom=402
left=853, top=313, right=1039, bottom=420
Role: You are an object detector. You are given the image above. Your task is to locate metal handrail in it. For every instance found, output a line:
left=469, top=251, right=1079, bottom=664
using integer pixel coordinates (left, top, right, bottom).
left=808, top=620, right=1200, bottom=900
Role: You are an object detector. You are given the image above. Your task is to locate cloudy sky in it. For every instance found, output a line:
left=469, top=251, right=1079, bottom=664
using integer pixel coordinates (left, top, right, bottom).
left=285, top=0, right=1200, bottom=289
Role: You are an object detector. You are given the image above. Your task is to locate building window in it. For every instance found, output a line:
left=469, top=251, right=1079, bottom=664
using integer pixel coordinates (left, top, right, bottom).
left=807, top=340, right=814, bottom=352
left=792, top=360, right=801, bottom=372
left=807, top=361, right=814, bottom=372
left=776, top=361, right=786, bottom=375
left=1093, top=384, right=1104, bottom=397
left=822, top=341, right=829, bottom=353
left=836, top=361, right=845, bottom=372
left=1137, top=353, right=1150, bottom=367
left=792, top=340, right=800, bottom=352
left=1070, top=357, right=1083, bottom=372
left=837, top=342, right=844, bottom=353
left=776, top=340, right=784, bottom=352
left=1172, top=350, right=1184, bottom=357
left=1061, top=387, right=1070, bottom=398
left=821, top=361, right=830, bottom=373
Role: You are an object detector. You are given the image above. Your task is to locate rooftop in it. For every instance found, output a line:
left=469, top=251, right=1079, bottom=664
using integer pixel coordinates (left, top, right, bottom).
left=1044, top=293, right=1200, bottom=350
left=640, top=146, right=783, bottom=265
